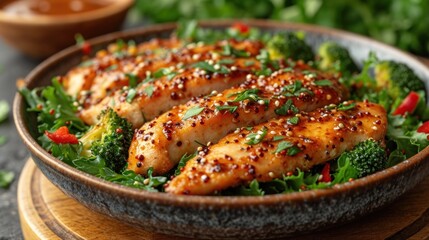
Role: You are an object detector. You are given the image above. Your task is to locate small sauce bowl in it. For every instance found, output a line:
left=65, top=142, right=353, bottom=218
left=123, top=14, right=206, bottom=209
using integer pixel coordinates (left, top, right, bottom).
left=0, top=0, right=134, bottom=58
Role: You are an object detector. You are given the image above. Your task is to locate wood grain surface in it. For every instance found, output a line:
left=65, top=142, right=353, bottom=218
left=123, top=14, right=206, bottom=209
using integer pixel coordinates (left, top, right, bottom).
left=17, top=159, right=429, bottom=240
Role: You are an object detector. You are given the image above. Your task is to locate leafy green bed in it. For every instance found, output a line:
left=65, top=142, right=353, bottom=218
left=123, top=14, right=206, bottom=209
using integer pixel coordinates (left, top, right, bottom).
left=19, top=22, right=429, bottom=195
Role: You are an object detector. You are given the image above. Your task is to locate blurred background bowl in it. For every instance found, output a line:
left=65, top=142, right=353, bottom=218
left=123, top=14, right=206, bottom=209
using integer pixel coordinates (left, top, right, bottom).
left=0, top=0, right=134, bottom=59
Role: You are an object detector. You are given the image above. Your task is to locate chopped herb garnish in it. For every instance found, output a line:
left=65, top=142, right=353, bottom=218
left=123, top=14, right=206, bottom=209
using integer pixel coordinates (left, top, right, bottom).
left=182, top=106, right=205, bottom=120
left=126, top=89, right=137, bottom=103
left=272, top=135, right=285, bottom=141
left=314, top=79, right=333, bottom=86
left=275, top=99, right=299, bottom=115
left=116, top=39, right=125, bottom=51
left=246, top=126, right=268, bottom=145
left=153, top=68, right=177, bottom=80
left=218, top=59, right=235, bottom=65
left=0, top=170, right=14, bottom=189
left=244, top=60, right=255, bottom=67
left=79, top=60, right=94, bottom=67
left=193, top=61, right=230, bottom=74
left=256, top=49, right=280, bottom=74
left=174, top=152, right=197, bottom=176
left=106, top=65, right=118, bottom=71
left=282, top=80, right=314, bottom=97
left=229, top=89, right=269, bottom=105
left=194, top=140, right=207, bottom=147
left=337, top=102, right=357, bottom=111
left=125, top=73, right=139, bottom=88
left=287, top=146, right=301, bottom=156
left=236, top=179, right=264, bottom=196
left=0, top=100, right=9, bottom=123
left=216, top=105, right=238, bottom=113
left=222, top=43, right=251, bottom=57
left=288, top=116, right=300, bottom=125
left=143, top=86, right=154, bottom=97
left=245, top=126, right=253, bottom=131
left=275, top=141, right=294, bottom=154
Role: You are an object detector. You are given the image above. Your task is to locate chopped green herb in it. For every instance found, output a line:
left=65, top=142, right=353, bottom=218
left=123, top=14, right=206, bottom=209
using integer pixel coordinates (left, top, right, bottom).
left=275, top=141, right=294, bottom=153
left=193, top=61, right=230, bottom=74
left=216, top=105, right=238, bottom=113
left=314, top=79, right=333, bottom=86
left=143, top=86, right=154, bottom=97
left=218, top=59, right=235, bottom=65
left=337, top=102, right=356, bottom=111
left=275, top=99, right=299, bottom=115
left=288, top=116, right=300, bottom=125
left=79, top=60, right=94, bottom=67
left=229, top=89, right=269, bottom=105
left=287, top=146, right=301, bottom=156
left=116, top=39, right=125, bottom=51
left=153, top=68, right=177, bottom=80
left=272, top=135, right=285, bottom=141
left=244, top=60, right=255, bottom=67
left=174, top=152, right=197, bottom=176
left=126, top=89, right=137, bottom=103
left=222, top=43, right=251, bottom=57
left=194, top=140, right=207, bottom=147
left=282, top=81, right=314, bottom=97
left=245, top=126, right=254, bottom=131
left=256, top=49, right=280, bottom=71
left=125, top=73, right=139, bottom=88
left=0, top=100, right=9, bottom=123
left=0, top=170, right=14, bottom=189
left=246, top=126, right=268, bottom=145
left=182, top=106, right=205, bottom=120
left=106, top=65, right=118, bottom=71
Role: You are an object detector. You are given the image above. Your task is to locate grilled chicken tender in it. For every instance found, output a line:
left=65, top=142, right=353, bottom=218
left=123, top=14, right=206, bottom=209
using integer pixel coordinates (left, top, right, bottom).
left=166, top=101, right=387, bottom=195
left=63, top=38, right=263, bottom=109
left=127, top=67, right=347, bottom=175
left=80, top=58, right=262, bottom=128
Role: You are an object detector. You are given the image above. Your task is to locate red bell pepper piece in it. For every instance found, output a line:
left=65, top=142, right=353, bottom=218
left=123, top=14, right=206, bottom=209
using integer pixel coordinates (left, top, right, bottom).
left=320, top=163, right=331, bottom=183
left=393, top=91, right=420, bottom=116
left=231, top=22, right=249, bottom=34
left=45, top=126, right=79, bottom=144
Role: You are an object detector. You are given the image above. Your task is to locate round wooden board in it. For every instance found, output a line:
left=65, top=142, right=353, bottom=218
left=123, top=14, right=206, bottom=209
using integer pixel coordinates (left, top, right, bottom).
left=18, top=158, right=429, bottom=240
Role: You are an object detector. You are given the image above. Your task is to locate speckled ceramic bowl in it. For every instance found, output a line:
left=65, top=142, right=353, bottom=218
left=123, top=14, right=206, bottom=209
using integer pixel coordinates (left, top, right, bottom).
left=13, top=20, right=429, bottom=239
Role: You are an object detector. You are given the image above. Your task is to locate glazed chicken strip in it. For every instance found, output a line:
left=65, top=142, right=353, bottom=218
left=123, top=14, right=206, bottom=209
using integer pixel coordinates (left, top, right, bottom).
left=63, top=38, right=263, bottom=108
left=128, top=67, right=347, bottom=175
left=166, top=101, right=387, bottom=195
left=80, top=57, right=262, bottom=128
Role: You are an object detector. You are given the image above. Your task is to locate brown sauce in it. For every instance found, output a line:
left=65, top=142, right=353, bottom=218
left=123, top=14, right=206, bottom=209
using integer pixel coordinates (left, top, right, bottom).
left=0, top=0, right=112, bottom=16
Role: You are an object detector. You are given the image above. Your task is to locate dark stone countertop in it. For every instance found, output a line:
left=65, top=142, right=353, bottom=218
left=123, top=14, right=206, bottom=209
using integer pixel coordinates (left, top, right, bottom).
left=0, top=39, right=40, bottom=239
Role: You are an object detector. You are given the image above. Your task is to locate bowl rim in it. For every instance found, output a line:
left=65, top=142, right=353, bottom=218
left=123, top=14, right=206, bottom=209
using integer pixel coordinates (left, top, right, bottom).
left=0, top=0, right=134, bottom=25
left=13, top=19, right=429, bottom=208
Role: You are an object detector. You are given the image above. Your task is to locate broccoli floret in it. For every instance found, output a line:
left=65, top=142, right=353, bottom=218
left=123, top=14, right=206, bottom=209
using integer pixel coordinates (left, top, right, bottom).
left=342, top=139, right=387, bottom=178
left=318, top=42, right=358, bottom=76
left=266, top=32, right=314, bottom=62
left=375, top=61, right=425, bottom=99
left=80, top=108, right=133, bottom=173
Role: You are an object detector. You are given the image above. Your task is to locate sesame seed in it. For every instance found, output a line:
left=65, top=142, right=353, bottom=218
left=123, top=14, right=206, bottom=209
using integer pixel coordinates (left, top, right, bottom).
left=338, top=123, right=345, bottom=128
left=257, top=130, right=264, bottom=135
left=217, top=93, right=223, bottom=97
left=178, top=69, right=185, bottom=73
left=178, top=84, right=184, bottom=89
left=200, top=70, right=207, bottom=75
left=192, top=54, right=200, bottom=60
left=297, top=143, right=302, bottom=147
left=246, top=74, right=253, bottom=80
left=214, top=64, right=220, bottom=70
left=372, top=126, right=378, bottom=130
left=245, top=137, right=251, bottom=141
left=197, top=147, right=203, bottom=151
left=310, top=117, right=315, bottom=121
left=211, top=90, right=218, bottom=95
left=286, top=131, right=293, bottom=137
left=255, top=135, right=261, bottom=140
left=258, top=100, right=265, bottom=105
left=326, top=94, right=332, bottom=100
left=274, top=100, right=280, bottom=107
left=143, top=179, right=150, bottom=185
left=230, top=66, right=237, bottom=71
left=268, top=172, right=275, bottom=178
left=270, top=131, right=276, bottom=135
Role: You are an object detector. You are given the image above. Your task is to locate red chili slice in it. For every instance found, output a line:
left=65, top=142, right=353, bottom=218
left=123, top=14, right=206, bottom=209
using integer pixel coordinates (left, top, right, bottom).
left=232, top=22, right=249, bottom=34
left=45, top=126, right=79, bottom=144
left=417, top=121, right=429, bottom=134
left=320, top=163, right=331, bottom=182
left=81, top=42, right=92, bottom=55
left=393, top=91, right=420, bottom=116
